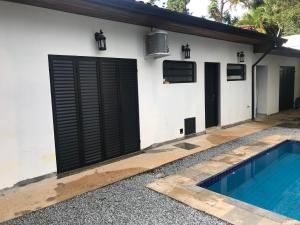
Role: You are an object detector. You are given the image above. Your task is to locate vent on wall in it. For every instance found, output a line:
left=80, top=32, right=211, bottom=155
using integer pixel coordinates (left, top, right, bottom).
left=185, top=117, right=196, bottom=136
left=145, top=30, right=170, bottom=58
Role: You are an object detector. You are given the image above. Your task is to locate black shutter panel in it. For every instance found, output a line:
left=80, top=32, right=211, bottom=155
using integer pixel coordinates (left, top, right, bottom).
left=119, top=59, right=140, bottom=153
left=77, top=59, right=103, bottom=164
left=50, top=56, right=140, bottom=173
left=99, top=58, right=123, bottom=158
left=280, top=67, right=295, bottom=111
left=49, top=57, right=81, bottom=172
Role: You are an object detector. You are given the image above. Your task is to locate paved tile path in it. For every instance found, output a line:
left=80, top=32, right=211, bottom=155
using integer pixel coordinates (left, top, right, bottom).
left=2, top=125, right=300, bottom=225
left=148, top=134, right=300, bottom=225
left=0, top=116, right=282, bottom=222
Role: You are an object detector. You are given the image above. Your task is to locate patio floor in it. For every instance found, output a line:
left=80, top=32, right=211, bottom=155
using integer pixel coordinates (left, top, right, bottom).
left=0, top=110, right=300, bottom=224
left=148, top=134, right=300, bottom=225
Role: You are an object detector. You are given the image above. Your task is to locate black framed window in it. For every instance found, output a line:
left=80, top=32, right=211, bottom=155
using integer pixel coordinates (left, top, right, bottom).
left=163, top=60, right=196, bottom=83
left=227, top=64, right=246, bottom=81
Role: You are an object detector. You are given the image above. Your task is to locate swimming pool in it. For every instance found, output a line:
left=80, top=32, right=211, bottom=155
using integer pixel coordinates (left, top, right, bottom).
left=199, top=140, right=300, bottom=221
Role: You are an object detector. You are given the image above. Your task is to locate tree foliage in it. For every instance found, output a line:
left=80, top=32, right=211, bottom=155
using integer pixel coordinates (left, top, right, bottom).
left=208, top=0, right=253, bottom=24
left=167, top=0, right=190, bottom=14
left=236, top=0, right=300, bottom=35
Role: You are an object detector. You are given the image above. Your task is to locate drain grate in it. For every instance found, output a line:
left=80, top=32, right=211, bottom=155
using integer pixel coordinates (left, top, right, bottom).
left=174, top=142, right=199, bottom=150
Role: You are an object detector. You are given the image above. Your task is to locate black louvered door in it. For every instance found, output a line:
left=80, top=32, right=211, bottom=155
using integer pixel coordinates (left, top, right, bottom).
left=77, top=58, right=104, bottom=164
left=99, top=58, right=123, bottom=159
left=49, top=56, right=140, bottom=173
left=279, top=66, right=295, bottom=111
left=119, top=59, right=140, bottom=154
left=49, top=57, right=82, bottom=172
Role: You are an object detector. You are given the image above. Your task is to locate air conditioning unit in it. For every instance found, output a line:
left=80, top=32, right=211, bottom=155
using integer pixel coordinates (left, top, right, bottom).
left=146, top=30, right=170, bottom=58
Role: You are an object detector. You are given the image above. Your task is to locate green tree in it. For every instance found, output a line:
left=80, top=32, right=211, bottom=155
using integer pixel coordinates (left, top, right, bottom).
left=167, top=0, right=190, bottom=14
left=208, top=0, right=222, bottom=22
left=236, top=0, right=300, bottom=35
left=223, top=11, right=238, bottom=25
left=208, top=0, right=252, bottom=23
left=250, top=0, right=264, bottom=8
left=235, top=6, right=266, bottom=32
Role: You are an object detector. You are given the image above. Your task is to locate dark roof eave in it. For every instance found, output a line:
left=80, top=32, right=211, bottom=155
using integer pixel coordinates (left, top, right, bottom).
left=89, top=0, right=279, bottom=43
left=270, top=47, right=300, bottom=58
left=5, top=0, right=286, bottom=46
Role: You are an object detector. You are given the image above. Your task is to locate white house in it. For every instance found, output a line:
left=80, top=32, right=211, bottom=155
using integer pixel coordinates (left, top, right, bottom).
left=0, top=0, right=300, bottom=190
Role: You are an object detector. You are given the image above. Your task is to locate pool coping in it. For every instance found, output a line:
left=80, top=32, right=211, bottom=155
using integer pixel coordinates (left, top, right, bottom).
left=199, top=139, right=300, bottom=189
left=147, top=135, right=300, bottom=225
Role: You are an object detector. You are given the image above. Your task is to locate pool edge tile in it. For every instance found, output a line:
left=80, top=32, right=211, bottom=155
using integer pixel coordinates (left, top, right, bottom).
left=147, top=135, right=300, bottom=225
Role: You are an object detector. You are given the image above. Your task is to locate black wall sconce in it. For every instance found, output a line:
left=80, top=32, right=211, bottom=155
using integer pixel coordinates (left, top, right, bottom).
left=182, top=43, right=191, bottom=59
left=237, top=51, right=245, bottom=63
left=95, top=30, right=107, bottom=51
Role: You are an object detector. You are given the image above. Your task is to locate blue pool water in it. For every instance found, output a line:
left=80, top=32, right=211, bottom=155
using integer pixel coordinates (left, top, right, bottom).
left=199, top=140, right=300, bottom=221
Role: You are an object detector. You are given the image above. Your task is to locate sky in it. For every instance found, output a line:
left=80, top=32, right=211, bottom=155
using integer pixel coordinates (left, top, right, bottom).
left=143, top=0, right=247, bottom=19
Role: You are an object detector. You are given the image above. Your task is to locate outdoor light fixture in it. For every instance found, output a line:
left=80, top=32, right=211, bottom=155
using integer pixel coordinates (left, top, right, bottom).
left=182, top=43, right=191, bottom=59
left=237, top=51, right=245, bottom=63
left=95, top=29, right=106, bottom=51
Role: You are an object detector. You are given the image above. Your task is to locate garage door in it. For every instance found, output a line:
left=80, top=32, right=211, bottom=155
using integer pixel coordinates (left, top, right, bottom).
left=49, top=55, right=140, bottom=173
left=279, top=66, right=295, bottom=111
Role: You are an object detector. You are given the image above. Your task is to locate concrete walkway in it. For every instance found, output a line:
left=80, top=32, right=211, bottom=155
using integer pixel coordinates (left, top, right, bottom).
left=0, top=111, right=299, bottom=223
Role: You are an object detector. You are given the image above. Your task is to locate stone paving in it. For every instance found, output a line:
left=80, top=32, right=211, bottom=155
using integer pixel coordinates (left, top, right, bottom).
left=2, top=125, right=300, bottom=225
left=148, top=134, right=300, bottom=225
left=0, top=110, right=299, bottom=224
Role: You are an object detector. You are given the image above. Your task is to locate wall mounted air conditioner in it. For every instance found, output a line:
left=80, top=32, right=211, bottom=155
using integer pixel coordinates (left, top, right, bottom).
left=145, top=30, right=170, bottom=58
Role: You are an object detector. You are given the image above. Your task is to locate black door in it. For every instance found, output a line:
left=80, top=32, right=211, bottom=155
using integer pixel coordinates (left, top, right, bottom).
left=279, top=66, right=295, bottom=111
left=49, top=55, right=140, bottom=173
left=205, top=63, right=219, bottom=128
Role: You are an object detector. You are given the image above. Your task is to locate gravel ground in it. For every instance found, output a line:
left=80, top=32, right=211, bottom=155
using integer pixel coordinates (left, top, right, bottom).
left=3, top=126, right=300, bottom=225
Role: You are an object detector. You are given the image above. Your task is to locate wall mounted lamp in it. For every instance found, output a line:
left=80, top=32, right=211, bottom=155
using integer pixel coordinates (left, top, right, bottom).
left=237, top=51, right=245, bottom=63
left=95, top=30, right=107, bottom=51
left=182, top=43, right=191, bottom=59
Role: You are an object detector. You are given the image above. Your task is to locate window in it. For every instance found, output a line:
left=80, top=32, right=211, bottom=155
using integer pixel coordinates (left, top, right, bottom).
left=227, top=64, right=246, bottom=81
left=163, top=60, right=196, bottom=84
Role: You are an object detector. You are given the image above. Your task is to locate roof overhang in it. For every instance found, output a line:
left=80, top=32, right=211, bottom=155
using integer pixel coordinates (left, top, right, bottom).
left=270, top=47, right=300, bottom=58
left=5, top=0, right=285, bottom=50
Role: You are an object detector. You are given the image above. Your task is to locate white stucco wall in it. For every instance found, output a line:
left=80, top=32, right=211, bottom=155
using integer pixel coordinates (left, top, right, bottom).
left=0, top=1, right=298, bottom=190
left=257, top=55, right=300, bottom=115
left=256, top=66, right=268, bottom=114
